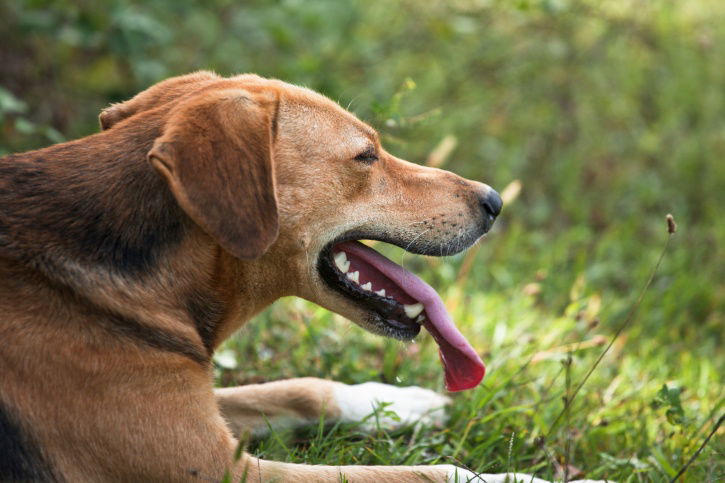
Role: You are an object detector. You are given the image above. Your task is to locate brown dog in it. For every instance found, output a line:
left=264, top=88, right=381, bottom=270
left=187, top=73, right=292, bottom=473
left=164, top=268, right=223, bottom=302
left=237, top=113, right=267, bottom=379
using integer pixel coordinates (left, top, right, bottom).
left=1, top=72, right=598, bottom=482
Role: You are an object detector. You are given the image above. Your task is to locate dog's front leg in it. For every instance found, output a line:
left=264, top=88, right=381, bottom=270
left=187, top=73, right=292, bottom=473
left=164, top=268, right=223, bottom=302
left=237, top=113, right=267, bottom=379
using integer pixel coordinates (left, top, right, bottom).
left=217, top=380, right=606, bottom=482
left=234, top=456, right=608, bottom=483
left=234, top=453, right=452, bottom=482
left=215, top=377, right=449, bottom=436
left=234, top=456, right=607, bottom=483
left=215, top=377, right=338, bottom=436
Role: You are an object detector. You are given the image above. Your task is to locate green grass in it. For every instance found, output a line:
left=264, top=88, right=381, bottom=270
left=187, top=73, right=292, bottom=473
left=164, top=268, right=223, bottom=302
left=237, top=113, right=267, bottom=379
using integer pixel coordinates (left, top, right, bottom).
left=2, top=0, right=723, bottom=481
left=214, top=223, right=723, bottom=481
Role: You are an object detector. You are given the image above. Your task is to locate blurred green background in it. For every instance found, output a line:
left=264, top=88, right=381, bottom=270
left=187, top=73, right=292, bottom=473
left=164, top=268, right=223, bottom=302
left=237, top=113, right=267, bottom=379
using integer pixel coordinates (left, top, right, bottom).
left=1, top=0, right=723, bottom=480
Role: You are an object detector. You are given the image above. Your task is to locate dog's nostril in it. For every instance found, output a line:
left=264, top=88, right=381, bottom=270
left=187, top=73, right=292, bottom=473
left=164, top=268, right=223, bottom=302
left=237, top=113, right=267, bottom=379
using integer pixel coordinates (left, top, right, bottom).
left=481, top=189, right=503, bottom=218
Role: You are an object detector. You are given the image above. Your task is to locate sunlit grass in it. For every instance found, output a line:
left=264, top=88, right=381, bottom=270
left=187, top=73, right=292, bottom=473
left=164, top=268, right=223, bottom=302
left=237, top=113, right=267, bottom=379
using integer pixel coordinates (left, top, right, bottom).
left=2, top=0, right=723, bottom=480
left=216, top=224, right=723, bottom=481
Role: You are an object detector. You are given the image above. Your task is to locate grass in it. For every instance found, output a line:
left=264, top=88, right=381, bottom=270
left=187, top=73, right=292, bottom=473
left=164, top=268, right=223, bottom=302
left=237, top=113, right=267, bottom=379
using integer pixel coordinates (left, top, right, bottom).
left=3, top=0, right=723, bottom=481
left=214, top=212, right=723, bottom=481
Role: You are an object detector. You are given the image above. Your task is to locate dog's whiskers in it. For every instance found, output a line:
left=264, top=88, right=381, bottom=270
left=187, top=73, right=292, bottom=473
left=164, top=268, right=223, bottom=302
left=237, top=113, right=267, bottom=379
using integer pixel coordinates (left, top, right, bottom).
left=401, top=228, right=431, bottom=268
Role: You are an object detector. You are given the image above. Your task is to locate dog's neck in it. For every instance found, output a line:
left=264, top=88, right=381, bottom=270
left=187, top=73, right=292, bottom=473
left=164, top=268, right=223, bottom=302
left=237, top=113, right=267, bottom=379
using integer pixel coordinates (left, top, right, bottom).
left=0, top=117, right=178, bottom=272
left=0, top=121, right=286, bottom=357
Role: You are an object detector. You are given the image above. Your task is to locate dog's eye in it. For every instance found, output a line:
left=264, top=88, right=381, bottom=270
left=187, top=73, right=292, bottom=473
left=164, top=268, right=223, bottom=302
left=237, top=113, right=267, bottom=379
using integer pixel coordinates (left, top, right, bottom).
left=353, top=148, right=379, bottom=164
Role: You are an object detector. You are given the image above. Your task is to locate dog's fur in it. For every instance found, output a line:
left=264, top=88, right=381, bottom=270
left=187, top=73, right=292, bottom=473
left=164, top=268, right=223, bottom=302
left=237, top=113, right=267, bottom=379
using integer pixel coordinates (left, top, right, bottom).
left=0, top=72, right=596, bottom=483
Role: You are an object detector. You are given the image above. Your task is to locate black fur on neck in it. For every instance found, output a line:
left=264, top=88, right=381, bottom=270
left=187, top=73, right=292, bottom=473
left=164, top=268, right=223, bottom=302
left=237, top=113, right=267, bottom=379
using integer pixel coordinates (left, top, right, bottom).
left=0, top=121, right=186, bottom=278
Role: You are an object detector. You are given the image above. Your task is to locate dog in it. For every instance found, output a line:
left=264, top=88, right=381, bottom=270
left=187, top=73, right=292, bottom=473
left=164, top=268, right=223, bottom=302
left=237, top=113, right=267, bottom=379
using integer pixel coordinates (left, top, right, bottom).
left=1, top=72, right=601, bottom=482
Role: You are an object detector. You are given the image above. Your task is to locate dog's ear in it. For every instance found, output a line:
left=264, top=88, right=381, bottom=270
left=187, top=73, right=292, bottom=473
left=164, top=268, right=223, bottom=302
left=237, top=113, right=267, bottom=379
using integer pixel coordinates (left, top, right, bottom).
left=148, top=88, right=279, bottom=260
left=100, top=71, right=220, bottom=130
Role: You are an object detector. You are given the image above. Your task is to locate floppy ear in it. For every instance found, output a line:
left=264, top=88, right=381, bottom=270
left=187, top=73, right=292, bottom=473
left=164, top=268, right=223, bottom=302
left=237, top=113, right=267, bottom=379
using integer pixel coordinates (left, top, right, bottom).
left=148, top=89, right=279, bottom=260
left=100, top=71, right=220, bottom=130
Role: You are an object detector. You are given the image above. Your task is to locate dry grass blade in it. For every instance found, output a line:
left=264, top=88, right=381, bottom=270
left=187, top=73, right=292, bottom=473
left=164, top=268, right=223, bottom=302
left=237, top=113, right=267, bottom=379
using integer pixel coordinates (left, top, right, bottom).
left=426, top=135, right=457, bottom=168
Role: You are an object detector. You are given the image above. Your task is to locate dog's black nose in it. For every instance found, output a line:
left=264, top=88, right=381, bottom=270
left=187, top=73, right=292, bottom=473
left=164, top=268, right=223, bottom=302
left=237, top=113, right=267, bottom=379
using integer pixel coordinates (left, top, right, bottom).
left=480, top=189, right=503, bottom=219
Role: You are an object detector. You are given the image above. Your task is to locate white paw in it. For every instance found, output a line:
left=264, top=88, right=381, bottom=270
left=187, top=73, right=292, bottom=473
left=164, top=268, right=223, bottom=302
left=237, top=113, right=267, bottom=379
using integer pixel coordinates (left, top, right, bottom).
left=443, top=467, right=551, bottom=483
left=442, top=465, right=611, bottom=483
left=333, top=382, right=450, bottom=430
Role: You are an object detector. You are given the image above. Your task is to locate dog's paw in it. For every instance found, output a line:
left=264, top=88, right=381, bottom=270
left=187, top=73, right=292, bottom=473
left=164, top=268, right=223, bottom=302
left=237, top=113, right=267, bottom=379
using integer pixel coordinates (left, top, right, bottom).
left=332, top=382, right=450, bottom=430
left=442, top=465, right=611, bottom=483
left=443, top=467, right=551, bottom=483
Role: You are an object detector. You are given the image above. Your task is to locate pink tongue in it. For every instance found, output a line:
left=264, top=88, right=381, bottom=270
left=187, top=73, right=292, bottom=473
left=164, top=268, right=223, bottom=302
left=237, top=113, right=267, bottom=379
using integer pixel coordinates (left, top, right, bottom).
left=338, top=241, right=485, bottom=391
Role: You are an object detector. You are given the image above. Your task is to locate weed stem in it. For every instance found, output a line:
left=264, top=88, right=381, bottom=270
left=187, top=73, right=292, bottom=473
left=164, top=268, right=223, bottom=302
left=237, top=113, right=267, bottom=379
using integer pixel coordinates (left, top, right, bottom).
left=669, top=413, right=724, bottom=482
left=546, top=221, right=675, bottom=436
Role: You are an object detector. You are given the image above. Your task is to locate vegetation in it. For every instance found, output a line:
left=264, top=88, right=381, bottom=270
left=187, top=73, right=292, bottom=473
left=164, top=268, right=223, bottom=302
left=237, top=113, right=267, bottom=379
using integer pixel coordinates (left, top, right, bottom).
left=2, top=0, right=723, bottom=480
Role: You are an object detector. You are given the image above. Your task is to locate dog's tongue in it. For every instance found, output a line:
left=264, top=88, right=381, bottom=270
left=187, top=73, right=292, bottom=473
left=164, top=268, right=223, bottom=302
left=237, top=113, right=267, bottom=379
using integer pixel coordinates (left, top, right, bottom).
left=338, top=241, right=485, bottom=391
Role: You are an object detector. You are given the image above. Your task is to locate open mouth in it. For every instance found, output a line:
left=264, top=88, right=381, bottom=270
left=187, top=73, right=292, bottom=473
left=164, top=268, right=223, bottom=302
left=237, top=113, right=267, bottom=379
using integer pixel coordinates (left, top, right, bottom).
left=318, top=238, right=486, bottom=392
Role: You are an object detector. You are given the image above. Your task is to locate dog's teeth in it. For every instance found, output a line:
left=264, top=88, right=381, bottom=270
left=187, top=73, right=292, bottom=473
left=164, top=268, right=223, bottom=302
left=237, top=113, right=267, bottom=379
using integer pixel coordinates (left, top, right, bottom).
left=361, top=282, right=372, bottom=291
left=404, top=303, right=424, bottom=319
left=375, top=289, right=386, bottom=297
left=416, top=315, right=426, bottom=324
left=334, top=252, right=350, bottom=273
left=346, top=271, right=360, bottom=283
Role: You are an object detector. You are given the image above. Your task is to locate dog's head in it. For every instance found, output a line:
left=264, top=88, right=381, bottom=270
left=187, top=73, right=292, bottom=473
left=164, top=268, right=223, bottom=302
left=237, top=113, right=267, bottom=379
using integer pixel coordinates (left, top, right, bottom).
left=105, top=72, right=502, bottom=390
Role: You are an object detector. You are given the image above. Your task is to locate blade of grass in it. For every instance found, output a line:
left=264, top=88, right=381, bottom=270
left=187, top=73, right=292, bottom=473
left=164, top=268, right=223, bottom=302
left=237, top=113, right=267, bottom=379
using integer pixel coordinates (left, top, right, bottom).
left=669, top=413, right=724, bottom=482
left=545, top=216, right=676, bottom=436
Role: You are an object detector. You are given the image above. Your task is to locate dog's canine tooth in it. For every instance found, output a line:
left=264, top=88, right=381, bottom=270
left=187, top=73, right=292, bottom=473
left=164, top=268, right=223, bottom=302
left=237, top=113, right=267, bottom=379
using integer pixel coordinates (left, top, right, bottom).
left=361, top=282, right=372, bottom=291
left=375, top=289, right=386, bottom=297
left=346, top=271, right=360, bottom=283
left=416, top=314, right=426, bottom=324
left=334, top=252, right=350, bottom=273
left=403, top=303, right=424, bottom=319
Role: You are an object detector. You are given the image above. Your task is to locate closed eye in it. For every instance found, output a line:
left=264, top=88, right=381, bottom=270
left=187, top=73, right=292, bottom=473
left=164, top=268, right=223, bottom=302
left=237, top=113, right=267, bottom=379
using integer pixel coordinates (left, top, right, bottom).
left=353, top=147, right=379, bottom=164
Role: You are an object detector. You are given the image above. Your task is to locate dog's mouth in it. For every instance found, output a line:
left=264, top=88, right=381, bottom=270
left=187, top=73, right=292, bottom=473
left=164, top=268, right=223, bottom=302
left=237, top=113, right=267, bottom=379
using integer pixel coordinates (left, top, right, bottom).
left=318, top=238, right=485, bottom=391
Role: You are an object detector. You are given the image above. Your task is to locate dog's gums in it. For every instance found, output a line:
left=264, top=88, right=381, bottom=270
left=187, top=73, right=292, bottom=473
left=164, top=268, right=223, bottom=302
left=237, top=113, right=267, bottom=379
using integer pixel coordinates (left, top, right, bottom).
left=334, top=251, right=425, bottom=321
left=319, top=242, right=422, bottom=340
left=319, top=240, right=486, bottom=392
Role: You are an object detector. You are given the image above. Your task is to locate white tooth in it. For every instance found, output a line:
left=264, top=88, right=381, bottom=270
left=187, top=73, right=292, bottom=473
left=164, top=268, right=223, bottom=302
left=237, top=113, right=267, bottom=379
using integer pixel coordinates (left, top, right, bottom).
left=361, top=282, right=372, bottom=291
left=375, top=289, right=386, bottom=297
left=416, top=315, right=426, bottom=324
left=334, top=252, right=350, bottom=273
left=346, top=271, right=360, bottom=283
left=404, top=303, right=424, bottom=319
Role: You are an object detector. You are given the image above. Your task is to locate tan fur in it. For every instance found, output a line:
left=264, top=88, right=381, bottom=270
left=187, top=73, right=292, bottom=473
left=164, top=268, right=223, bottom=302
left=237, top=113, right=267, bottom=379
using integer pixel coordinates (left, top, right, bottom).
left=0, top=71, right=496, bottom=481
